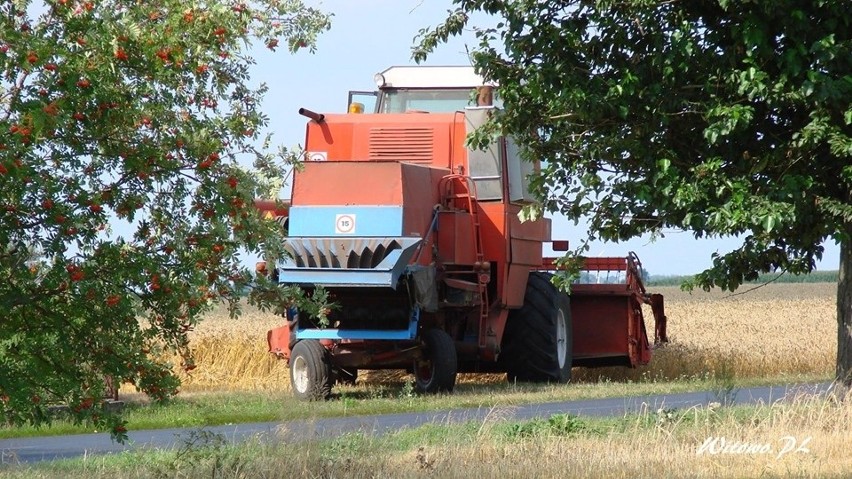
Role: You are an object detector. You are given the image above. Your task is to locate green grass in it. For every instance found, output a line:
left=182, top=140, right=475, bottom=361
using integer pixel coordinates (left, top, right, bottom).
left=0, top=372, right=829, bottom=440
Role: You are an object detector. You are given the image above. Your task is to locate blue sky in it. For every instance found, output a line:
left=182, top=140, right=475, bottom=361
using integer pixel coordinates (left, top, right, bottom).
left=249, top=0, right=841, bottom=276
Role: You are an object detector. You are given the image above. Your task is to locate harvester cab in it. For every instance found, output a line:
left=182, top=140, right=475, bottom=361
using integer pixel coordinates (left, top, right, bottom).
left=262, top=65, right=667, bottom=400
left=349, top=66, right=494, bottom=115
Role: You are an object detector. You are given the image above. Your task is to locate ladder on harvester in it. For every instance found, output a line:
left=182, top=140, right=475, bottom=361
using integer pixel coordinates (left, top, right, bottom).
left=438, top=174, right=489, bottom=344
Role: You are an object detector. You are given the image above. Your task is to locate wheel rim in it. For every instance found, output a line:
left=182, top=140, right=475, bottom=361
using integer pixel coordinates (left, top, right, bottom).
left=292, top=355, right=309, bottom=393
left=556, top=309, right=567, bottom=368
left=415, top=359, right=433, bottom=384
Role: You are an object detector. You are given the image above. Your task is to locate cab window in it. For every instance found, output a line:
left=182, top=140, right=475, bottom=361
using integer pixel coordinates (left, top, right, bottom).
left=379, top=89, right=475, bottom=113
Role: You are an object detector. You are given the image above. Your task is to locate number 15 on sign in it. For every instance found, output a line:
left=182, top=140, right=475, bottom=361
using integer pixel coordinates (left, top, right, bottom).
left=335, top=214, right=356, bottom=234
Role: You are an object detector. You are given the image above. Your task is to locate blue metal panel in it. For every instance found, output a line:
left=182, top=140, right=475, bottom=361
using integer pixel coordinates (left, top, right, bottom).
left=296, top=306, right=420, bottom=341
left=289, top=206, right=403, bottom=237
left=295, top=328, right=416, bottom=340
left=278, top=269, right=396, bottom=287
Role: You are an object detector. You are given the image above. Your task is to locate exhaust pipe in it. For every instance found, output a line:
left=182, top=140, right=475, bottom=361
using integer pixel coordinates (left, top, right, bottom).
left=298, top=107, right=325, bottom=123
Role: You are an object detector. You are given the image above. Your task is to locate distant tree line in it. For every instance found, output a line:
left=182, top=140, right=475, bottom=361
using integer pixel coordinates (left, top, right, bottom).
left=646, top=271, right=839, bottom=287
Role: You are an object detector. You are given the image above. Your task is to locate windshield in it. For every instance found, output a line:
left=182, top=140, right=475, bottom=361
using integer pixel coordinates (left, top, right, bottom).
left=379, top=88, right=476, bottom=113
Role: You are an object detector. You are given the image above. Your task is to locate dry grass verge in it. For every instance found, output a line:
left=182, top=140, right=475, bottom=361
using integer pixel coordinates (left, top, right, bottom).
left=396, top=393, right=851, bottom=479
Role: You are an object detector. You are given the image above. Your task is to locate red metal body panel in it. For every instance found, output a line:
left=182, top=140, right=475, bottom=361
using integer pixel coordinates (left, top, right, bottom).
left=569, top=285, right=648, bottom=367
left=293, top=161, right=406, bottom=206
left=475, top=202, right=508, bottom=306
left=437, top=212, right=476, bottom=264
left=554, top=254, right=667, bottom=367
left=476, top=202, right=550, bottom=308
left=510, top=213, right=551, bottom=266
left=476, top=202, right=508, bottom=261
left=304, top=113, right=467, bottom=168
left=268, top=324, right=293, bottom=360
left=504, top=266, right=529, bottom=308
left=402, top=166, right=449, bottom=240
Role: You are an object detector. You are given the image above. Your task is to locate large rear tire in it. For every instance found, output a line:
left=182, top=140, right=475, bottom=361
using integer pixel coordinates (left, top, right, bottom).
left=290, top=340, right=332, bottom=400
left=414, top=329, right=458, bottom=393
left=501, top=272, right=573, bottom=383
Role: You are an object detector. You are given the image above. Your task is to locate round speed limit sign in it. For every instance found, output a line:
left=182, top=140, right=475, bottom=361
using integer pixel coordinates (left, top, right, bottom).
left=335, top=214, right=355, bottom=234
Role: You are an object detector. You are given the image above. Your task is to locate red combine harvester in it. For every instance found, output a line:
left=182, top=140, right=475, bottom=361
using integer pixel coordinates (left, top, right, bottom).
left=259, top=66, right=667, bottom=400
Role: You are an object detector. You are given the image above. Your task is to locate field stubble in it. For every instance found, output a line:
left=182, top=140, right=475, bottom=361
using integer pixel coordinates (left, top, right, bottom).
left=165, top=283, right=837, bottom=392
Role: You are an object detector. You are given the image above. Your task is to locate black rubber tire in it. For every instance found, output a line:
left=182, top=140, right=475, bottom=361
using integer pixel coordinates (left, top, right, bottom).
left=289, top=340, right=332, bottom=400
left=501, top=272, right=573, bottom=383
left=335, top=367, right=358, bottom=385
left=414, top=329, right=458, bottom=393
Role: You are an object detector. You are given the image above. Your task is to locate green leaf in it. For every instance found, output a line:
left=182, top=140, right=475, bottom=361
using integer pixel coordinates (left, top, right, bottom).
left=518, top=204, right=542, bottom=222
left=762, top=214, right=777, bottom=233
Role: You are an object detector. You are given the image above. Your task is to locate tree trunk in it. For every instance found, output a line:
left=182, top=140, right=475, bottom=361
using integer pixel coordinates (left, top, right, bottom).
left=837, top=223, right=852, bottom=392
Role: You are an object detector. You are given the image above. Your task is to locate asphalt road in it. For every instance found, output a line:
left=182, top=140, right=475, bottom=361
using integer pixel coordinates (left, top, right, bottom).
left=0, top=382, right=832, bottom=464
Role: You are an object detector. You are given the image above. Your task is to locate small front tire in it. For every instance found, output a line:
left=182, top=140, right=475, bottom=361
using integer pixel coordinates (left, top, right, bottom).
left=414, top=329, right=458, bottom=393
left=290, top=340, right=332, bottom=401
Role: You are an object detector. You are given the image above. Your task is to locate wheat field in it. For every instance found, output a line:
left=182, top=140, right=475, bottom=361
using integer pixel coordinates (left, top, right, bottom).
left=171, top=283, right=837, bottom=391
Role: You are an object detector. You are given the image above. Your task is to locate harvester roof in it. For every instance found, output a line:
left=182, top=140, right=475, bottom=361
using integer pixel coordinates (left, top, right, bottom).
left=377, top=65, right=495, bottom=89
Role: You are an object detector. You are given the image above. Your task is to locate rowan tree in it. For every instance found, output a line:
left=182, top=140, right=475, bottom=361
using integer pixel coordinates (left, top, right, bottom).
left=415, top=1, right=852, bottom=386
left=0, top=0, right=329, bottom=438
